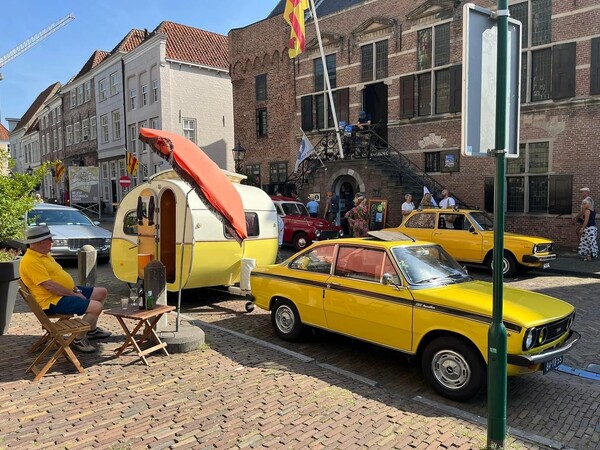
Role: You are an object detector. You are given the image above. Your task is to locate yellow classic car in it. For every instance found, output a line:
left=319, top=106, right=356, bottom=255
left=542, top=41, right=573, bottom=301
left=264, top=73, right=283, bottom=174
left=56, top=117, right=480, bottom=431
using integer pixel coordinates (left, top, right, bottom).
left=250, top=233, right=579, bottom=401
left=391, top=208, right=557, bottom=276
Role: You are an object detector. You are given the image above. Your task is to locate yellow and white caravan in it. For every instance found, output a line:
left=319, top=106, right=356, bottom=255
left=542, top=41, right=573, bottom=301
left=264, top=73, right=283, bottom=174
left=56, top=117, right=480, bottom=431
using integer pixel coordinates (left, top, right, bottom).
left=110, top=169, right=278, bottom=292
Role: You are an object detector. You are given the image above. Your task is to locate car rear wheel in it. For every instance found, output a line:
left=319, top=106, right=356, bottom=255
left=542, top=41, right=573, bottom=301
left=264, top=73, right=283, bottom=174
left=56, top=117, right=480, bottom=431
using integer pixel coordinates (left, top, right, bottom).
left=271, top=299, right=302, bottom=341
left=422, top=336, right=485, bottom=402
left=488, top=251, right=517, bottom=277
left=293, top=232, right=310, bottom=251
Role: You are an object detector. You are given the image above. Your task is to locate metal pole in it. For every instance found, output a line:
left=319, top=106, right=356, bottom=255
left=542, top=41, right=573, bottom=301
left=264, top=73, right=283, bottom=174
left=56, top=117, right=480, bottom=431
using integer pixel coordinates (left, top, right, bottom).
left=176, top=188, right=193, bottom=332
left=488, top=1, right=509, bottom=448
left=307, top=0, right=344, bottom=159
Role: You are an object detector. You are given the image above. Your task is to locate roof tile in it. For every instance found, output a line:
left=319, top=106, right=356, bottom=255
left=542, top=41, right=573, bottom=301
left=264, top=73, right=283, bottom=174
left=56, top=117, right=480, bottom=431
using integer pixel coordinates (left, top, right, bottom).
left=0, top=123, right=9, bottom=141
left=14, top=82, right=61, bottom=131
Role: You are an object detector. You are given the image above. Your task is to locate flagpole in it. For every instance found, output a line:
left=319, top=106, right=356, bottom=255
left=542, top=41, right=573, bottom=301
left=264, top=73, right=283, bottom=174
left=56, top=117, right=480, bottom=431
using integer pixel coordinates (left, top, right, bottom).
left=307, top=0, right=344, bottom=159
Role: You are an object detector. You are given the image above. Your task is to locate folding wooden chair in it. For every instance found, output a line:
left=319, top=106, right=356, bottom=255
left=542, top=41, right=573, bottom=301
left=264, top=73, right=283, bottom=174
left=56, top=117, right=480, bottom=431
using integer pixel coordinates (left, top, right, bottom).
left=18, top=281, right=91, bottom=381
left=28, top=311, right=74, bottom=353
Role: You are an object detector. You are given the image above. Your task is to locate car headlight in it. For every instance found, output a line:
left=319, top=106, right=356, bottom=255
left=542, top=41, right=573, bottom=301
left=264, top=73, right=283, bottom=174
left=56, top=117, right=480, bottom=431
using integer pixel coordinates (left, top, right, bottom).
left=52, top=239, right=68, bottom=248
left=315, top=230, right=321, bottom=237
left=338, top=230, right=344, bottom=237
left=524, top=328, right=537, bottom=350
left=104, top=238, right=111, bottom=246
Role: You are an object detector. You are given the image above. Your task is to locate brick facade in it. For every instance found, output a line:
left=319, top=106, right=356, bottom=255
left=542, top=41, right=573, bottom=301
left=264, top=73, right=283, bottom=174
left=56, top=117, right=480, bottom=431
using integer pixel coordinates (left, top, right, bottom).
left=230, top=0, right=600, bottom=247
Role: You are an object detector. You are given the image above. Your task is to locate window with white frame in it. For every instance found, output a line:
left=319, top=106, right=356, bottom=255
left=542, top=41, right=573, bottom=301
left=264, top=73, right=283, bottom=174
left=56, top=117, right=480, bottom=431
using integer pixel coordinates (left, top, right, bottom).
left=74, top=122, right=81, bottom=144
left=129, top=124, right=137, bottom=153
left=58, top=128, right=62, bottom=150
left=101, top=114, right=109, bottom=143
left=99, top=78, right=107, bottom=101
left=82, top=119, right=90, bottom=141
left=141, top=85, right=148, bottom=106
left=70, top=90, right=76, bottom=108
left=110, top=72, right=120, bottom=95
left=90, top=116, right=96, bottom=140
left=118, top=158, right=126, bottom=177
left=102, top=162, right=110, bottom=201
left=50, top=110, right=55, bottom=124
left=150, top=117, right=159, bottom=129
left=66, top=125, right=73, bottom=146
left=77, top=85, right=84, bottom=105
left=361, top=40, right=388, bottom=82
left=112, top=110, right=121, bottom=140
left=183, top=118, right=196, bottom=143
left=110, top=160, right=117, bottom=178
left=152, top=79, right=159, bottom=102
left=84, top=80, right=91, bottom=102
left=56, top=107, right=61, bottom=123
left=506, top=142, right=551, bottom=212
left=129, top=88, right=137, bottom=110
left=41, top=135, right=46, bottom=155
left=53, top=130, right=58, bottom=150
left=138, top=121, right=147, bottom=153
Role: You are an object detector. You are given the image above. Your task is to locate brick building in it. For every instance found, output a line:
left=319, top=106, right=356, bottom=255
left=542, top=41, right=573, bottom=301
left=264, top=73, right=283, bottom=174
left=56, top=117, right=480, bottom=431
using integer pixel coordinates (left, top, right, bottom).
left=229, top=0, right=600, bottom=246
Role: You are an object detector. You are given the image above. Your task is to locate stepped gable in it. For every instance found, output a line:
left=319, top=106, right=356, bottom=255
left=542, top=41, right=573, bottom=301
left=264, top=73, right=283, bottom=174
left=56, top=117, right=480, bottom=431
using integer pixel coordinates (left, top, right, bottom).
left=0, top=123, right=9, bottom=141
left=153, top=21, right=229, bottom=69
left=14, top=82, right=61, bottom=130
left=73, top=49, right=110, bottom=81
left=110, top=28, right=146, bottom=54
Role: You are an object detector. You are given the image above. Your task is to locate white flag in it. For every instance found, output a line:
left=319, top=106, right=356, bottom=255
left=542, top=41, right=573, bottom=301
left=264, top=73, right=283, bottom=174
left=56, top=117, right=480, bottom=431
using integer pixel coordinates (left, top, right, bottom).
left=423, top=186, right=438, bottom=207
left=294, top=131, right=315, bottom=173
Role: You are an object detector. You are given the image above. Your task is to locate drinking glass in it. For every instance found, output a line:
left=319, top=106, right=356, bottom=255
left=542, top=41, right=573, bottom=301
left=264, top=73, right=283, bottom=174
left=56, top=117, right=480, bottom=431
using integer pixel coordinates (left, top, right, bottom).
left=129, top=288, right=138, bottom=307
left=120, top=297, right=129, bottom=310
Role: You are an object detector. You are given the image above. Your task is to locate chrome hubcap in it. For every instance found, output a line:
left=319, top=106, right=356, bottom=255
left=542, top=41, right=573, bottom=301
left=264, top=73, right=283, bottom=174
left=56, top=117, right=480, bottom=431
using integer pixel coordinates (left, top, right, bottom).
left=431, top=350, right=471, bottom=390
left=275, top=305, right=295, bottom=334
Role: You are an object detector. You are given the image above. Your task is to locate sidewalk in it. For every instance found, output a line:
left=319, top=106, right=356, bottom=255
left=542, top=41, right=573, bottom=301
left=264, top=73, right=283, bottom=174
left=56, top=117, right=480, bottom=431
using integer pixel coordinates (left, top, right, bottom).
left=540, top=246, right=600, bottom=277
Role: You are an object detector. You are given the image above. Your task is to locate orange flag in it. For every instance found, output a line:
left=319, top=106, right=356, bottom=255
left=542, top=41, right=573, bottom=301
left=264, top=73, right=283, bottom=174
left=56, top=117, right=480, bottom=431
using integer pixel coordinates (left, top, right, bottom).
left=284, top=0, right=309, bottom=59
left=127, top=152, right=139, bottom=176
left=54, top=163, right=64, bottom=182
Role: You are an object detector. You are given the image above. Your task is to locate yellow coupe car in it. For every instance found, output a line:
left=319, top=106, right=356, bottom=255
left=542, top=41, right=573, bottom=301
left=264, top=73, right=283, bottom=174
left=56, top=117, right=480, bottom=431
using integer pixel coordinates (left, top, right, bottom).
left=250, top=232, right=579, bottom=401
left=391, top=208, right=557, bottom=276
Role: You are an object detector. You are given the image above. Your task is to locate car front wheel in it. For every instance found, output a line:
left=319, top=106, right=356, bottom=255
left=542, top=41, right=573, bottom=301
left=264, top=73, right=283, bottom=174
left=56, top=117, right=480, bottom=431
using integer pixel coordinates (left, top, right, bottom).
left=271, top=299, right=302, bottom=341
left=421, top=336, right=485, bottom=402
left=293, top=232, right=310, bottom=251
left=488, top=251, right=517, bottom=277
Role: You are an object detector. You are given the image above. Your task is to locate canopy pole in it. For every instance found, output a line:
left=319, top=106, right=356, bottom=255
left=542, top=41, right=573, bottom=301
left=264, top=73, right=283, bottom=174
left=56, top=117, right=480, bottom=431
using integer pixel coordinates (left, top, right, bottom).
left=308, top=0, right=344, bottom=159
left=176, top=188, right=193, bottom=331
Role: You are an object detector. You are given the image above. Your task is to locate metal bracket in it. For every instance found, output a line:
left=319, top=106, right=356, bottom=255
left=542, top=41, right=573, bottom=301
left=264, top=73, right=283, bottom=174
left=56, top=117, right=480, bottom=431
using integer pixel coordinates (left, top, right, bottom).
left=487, top=149, right=508, bottom=156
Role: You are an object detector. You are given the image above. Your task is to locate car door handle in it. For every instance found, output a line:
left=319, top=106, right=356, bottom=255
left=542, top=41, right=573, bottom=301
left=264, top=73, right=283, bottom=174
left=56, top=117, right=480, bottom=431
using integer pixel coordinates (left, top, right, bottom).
left=327, top=282, right=340, bottom=287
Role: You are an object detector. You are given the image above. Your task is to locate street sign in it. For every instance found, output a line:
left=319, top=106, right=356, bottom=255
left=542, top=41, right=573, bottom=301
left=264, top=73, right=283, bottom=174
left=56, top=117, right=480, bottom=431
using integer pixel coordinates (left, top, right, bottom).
left=119, top=175, right=132, bottom=188
left=462, top=3, right=522, bottom=158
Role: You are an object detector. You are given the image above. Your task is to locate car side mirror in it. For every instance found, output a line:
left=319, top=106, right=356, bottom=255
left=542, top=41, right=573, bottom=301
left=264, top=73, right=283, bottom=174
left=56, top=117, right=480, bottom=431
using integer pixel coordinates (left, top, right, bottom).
left=383, top=273, right=402, bottom=289
left=93, top=221, right=101, bottom=226
left=469, top=226, right=476, bottom=233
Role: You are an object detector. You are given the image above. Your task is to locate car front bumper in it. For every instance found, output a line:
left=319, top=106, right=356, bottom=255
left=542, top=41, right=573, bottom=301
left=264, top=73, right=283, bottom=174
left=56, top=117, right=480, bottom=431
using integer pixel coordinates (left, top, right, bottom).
left=507, top=329, right=580, bottom=367
left=522, top=253, right=557, bottom=264
left=51, top=247, right=111, bottom=259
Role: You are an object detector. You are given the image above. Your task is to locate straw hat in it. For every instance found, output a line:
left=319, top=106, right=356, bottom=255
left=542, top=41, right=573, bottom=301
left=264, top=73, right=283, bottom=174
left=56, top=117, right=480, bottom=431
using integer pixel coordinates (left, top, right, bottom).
left=21, top=225, right=52, bottom=244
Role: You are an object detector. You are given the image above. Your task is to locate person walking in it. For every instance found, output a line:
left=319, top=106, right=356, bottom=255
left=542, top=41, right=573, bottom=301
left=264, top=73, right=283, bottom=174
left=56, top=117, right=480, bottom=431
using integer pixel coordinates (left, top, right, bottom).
left=345, top=192, right=369, bottom=237
left=439, top=189, right=456, bottom=209
left=573, top=187, right=595, bottom=241
left=578, top=199, right=598, bottom=261
left=324, top=191, right=340, bottom=225
left=306, top=195, right=319, bottom=218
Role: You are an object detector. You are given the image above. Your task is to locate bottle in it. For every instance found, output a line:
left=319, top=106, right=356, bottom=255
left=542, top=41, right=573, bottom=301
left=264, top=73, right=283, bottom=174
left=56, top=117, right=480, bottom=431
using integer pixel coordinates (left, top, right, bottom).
left=146, top=290, right=154, bottom=309
left=138, top=283, right=146, bottom=309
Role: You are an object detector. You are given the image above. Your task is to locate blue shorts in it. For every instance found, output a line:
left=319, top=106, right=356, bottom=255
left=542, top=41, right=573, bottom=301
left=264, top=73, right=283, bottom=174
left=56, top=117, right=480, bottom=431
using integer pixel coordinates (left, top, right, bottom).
left=45, top=286, right=93, bottom=315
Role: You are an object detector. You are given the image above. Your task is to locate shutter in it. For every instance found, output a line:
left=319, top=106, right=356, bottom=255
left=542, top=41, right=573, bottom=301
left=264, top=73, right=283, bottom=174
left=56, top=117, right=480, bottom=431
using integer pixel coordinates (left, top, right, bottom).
left=548, top=174, right=573, bottom=214
left=551, top=43, right=576, bottom=100
left=336, top=88, right=350, bottom=124
left=449, top=64, right=462, bottom=113
left=591, top=37, right=600, bottom=95
left=301, top=95, right=313, bottom=131
left=399, top=75, right=414, bottom=118
left=484, top=177, right=494, bottom=213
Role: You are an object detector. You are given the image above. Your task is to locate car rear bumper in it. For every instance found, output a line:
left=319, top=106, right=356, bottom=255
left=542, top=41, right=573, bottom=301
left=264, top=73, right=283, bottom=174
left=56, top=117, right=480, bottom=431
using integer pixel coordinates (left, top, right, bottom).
left=507, top=330, right=580, bottom=366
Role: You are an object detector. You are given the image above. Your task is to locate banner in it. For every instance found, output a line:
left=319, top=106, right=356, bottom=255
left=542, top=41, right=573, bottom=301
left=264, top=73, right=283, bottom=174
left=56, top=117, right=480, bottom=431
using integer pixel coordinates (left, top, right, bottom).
left=284, top=0, right=309, bottom=58
left=127, top=152, right=139, bottom=176
left=294, top=131, right=315, bottom=173
left=54, top=163, right=64, bottom=182
left=69, top=166, right=99, bottom=203
left=423, top=186, right=438, bottom=207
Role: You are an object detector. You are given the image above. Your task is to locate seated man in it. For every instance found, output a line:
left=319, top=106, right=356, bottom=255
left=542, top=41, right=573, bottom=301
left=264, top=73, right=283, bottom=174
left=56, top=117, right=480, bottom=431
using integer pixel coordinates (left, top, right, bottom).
left=19, top=226, right=111, bottom=353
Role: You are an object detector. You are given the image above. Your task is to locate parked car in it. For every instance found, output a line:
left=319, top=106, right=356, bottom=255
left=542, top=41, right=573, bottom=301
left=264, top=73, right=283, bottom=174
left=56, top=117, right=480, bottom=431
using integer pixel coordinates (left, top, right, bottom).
left=250, top=232, right=579, bottom=401
left=271, top=196, right=343, bottom=251
left=391, top=208, right=556, bottom=276
left=11, top=204, right=112, bottom=263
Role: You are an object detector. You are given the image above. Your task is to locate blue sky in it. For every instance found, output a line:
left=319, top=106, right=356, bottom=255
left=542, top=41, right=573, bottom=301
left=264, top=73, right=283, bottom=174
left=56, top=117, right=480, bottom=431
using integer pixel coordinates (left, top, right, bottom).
left=0, top=0, right=278, bottom=127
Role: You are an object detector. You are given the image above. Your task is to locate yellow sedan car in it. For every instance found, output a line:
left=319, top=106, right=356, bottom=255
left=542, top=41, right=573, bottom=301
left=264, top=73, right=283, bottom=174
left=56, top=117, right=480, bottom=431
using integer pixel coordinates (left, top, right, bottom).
left=250, top=233, right=579, bottom=401
left=391, top=208, right=557, bottom=276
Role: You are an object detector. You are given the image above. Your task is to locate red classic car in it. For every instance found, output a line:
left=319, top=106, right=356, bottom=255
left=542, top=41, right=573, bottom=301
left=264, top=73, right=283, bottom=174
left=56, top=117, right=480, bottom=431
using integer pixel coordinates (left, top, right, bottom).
left=271, top=196, right=343, bottom=250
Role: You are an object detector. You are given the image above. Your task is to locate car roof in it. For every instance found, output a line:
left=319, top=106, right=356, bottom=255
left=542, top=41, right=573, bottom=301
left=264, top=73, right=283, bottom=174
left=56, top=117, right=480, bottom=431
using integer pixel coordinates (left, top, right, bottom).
left=409, top=208, right=482, bottom=214
left=308, top=236, right=434, bottom=250
left=32, top=204, right=79, bottom=212
left=270, top=195, right=301, bottom=202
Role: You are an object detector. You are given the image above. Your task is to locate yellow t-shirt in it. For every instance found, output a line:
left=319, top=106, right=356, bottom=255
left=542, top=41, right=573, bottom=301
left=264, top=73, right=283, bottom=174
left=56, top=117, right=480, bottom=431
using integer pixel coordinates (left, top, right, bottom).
left=19, top=248, right=76, bottom=310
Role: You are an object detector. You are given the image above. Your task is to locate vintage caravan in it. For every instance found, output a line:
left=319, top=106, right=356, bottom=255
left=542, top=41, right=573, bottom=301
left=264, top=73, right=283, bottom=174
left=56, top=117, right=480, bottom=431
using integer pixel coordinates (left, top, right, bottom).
left=111, top=169, right=278, bottom=292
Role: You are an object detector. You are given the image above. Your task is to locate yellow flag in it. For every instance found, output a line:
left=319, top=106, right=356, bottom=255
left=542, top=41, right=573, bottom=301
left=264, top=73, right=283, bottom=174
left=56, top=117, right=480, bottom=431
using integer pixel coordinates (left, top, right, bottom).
left=284, top=0, right=309, bottom=59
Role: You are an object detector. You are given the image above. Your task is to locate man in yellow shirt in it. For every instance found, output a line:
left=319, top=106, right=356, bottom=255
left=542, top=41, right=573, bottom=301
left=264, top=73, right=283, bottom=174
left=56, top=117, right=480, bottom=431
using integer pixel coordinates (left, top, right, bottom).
left=19, top=226, right=111, bottom=353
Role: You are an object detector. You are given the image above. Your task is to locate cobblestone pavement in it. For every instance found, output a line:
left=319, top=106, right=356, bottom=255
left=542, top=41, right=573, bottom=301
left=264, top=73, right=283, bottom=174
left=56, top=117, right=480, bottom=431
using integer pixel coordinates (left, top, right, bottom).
left=1, top=249, right=599, bottom=449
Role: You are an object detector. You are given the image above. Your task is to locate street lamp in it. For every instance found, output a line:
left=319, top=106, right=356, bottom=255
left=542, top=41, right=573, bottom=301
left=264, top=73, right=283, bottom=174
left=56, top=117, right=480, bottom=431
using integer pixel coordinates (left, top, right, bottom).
left=26, top=165, right=33, bottom=175
left=231, top=142, right=246, bottom=173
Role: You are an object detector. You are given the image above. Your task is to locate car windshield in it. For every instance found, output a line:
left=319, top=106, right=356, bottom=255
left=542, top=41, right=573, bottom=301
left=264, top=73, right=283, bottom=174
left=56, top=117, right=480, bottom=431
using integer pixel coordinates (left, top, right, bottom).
left=28, top=209, right=94, bottom=226
left=281, top=202, right=309, bottom=216
left=391, top=244, right=471, bottom=286
left=469, top=211, right=493, bottom=231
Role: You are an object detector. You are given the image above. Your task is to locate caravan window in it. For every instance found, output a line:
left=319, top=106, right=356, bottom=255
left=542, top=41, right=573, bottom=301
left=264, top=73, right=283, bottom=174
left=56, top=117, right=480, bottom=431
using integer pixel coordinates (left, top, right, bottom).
left=123, top=211, right=138, bottom=235
left=224, top=212, right=260, bottom=239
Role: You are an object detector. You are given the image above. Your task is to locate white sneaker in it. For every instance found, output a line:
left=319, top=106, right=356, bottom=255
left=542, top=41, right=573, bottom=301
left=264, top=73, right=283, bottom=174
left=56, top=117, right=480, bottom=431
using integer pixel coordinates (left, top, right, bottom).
left=72, top=337, right=95, bottom=353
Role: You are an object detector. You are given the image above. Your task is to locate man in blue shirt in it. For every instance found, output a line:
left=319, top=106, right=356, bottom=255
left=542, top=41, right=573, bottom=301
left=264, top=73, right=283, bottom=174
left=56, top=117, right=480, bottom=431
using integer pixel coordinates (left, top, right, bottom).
left=306, top=195, right=320, bottom=218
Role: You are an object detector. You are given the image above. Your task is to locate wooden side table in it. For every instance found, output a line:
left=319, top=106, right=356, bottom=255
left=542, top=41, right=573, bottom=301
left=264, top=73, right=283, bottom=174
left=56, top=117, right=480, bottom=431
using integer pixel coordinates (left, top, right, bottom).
left=105, top=304, right=176, bottom=366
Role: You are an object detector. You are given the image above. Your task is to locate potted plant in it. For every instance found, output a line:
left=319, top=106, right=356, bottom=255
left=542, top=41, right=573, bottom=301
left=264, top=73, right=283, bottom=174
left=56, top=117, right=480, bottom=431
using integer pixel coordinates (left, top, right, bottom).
left=0, top=150, right=51, bottom=334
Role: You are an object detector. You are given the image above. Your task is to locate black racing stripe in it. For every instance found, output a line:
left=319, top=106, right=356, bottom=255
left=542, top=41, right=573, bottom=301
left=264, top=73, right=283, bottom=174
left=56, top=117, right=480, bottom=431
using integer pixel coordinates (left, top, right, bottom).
left=251, top=272, right=522, bottom=332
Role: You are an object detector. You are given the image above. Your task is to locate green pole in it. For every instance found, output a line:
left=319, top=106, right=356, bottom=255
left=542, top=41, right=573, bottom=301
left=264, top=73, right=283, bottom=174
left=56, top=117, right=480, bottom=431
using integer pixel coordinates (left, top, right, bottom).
left=488, top=1, right=509, bottom=448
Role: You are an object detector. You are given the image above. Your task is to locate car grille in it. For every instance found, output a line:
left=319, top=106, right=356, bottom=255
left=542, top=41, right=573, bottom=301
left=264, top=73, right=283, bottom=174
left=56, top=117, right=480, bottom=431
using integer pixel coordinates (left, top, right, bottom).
left=319, top=230, right=340, bottom=240
left=535, top=243, right=554, bottom=253
left=68, top=239, right=107, bottom=250
left=536, top=313, right=574, bottom=347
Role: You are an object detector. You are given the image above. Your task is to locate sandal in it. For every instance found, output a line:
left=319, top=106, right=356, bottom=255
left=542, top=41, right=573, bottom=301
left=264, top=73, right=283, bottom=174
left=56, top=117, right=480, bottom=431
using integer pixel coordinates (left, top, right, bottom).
left=583, top=257, right=592, bottom=262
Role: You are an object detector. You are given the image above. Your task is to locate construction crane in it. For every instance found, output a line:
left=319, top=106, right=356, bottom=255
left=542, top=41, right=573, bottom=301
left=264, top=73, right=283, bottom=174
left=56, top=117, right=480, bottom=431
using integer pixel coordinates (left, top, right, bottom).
left=0, top=13, right=75, bottom=80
